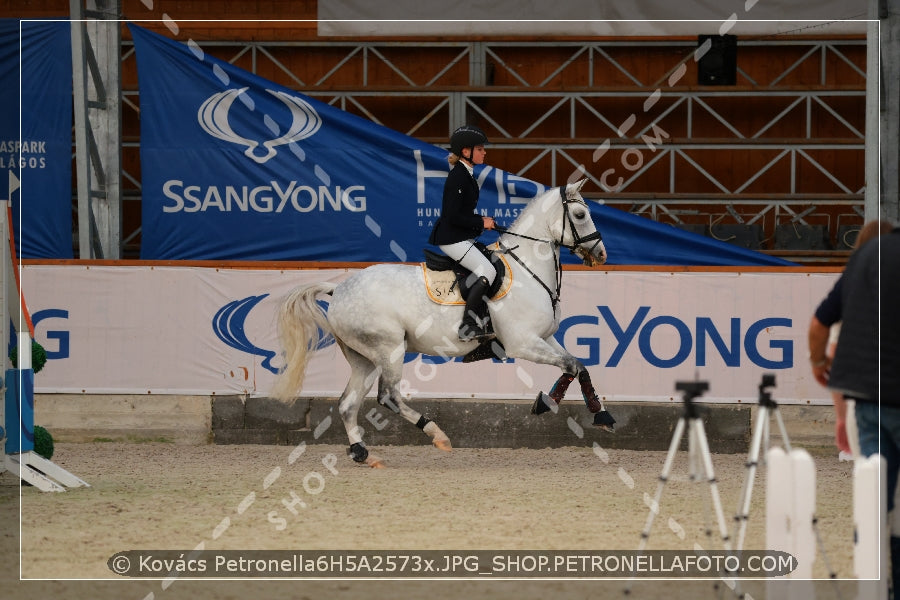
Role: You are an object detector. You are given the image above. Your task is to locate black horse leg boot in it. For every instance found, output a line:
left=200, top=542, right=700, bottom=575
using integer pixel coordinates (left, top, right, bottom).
left=459, top=276, right=491, bottom=342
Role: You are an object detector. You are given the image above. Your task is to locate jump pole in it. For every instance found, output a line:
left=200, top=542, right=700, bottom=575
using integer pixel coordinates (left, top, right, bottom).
left=0, top=177, right=88, bottom=492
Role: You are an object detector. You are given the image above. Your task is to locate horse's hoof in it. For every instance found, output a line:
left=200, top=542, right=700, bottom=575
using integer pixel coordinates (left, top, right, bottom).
left=348, top=442, right=369, bottom=463
left=593, top=410, right=616, bottom=432
left=366, top=456, right=386, bottom=469
left=423, top=421, right=452, bottom=452
left=433, top=438, right=453, bottom=452
left=531, top=392, right=558, bottom=415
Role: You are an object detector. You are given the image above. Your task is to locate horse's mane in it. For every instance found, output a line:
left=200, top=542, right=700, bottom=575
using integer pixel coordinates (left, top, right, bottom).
left=505, top=185, right=565, bottom=239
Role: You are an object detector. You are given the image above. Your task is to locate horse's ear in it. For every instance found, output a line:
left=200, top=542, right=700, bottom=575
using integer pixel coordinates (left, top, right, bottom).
left=566, top=178, right=587, bottom=197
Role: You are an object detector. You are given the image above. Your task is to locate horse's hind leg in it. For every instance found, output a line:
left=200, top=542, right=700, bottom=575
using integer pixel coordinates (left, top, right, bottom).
left=383, top=394, right=452, bottom=452
left=420, top=412, right=453, bottom=452
left=375, top=359, right=452, bottom=452
left=337, top=346, right=385, bottom=468
left=377, top=382, right=453, bottom=452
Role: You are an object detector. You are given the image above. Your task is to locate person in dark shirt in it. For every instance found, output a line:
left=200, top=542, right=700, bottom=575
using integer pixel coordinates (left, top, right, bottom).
left=809, top=223, right=900, bottom=597
left=428, top=125, right=497, bottom=342
left=814, top=220, right=894, bottom=458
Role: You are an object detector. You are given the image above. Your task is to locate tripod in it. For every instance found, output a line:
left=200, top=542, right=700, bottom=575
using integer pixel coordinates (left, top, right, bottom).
left=636, top=380, right=733, bottom=557
left=733, top=373, right=791, bottom=553
left=732, top=374, right=840, bottom=597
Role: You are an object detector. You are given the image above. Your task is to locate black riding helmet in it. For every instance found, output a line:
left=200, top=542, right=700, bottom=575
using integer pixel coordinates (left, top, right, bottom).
left=450, top=125, right=488, bottom=158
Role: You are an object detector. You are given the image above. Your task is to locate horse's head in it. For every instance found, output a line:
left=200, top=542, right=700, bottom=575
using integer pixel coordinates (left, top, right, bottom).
left=559, top=179, right=607, bottom=266
left=506, top=178, right=607, bottom=266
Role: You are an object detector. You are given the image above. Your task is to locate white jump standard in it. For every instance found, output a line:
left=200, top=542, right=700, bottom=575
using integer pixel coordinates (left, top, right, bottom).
left=0, top=189, right=88, bottom=492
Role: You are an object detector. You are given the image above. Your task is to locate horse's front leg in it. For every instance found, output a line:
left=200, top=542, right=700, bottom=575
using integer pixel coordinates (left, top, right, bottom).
left=507, top=335, right=616, bottom=431
left=576, top=368, right=617, bottom=432
left=531, top=372, right=574, bottom=415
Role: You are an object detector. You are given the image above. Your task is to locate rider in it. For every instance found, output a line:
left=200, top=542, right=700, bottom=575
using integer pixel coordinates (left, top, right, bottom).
left=428, top=125, right=497, bottom=342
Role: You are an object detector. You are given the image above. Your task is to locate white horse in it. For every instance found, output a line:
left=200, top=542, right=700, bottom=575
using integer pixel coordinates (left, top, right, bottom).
left=271, top=179, right=616, bottom=467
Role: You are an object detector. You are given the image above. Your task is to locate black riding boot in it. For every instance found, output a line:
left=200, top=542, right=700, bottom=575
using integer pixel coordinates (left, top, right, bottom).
left=459, top=276, right=491, bottom=342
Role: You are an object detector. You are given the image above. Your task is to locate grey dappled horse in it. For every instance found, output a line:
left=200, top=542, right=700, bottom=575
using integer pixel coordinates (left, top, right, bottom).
left=271, top=179, right=615, bottom=467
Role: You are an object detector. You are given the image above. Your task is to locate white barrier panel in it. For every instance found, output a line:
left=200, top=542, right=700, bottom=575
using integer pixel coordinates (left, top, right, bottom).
left=766, top=448, right=791, bottom=551
left=766, top=448, right=791, bottom=600
left=766, top=447, right=816, bottom=600
left=791, top=450, right=817, bottom=581
left=22, top=265, right=837, bottom=402
left=854, top=454, right=888, bottom=599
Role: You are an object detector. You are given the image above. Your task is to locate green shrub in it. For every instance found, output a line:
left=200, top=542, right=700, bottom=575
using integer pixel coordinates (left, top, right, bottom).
left=9, top=340, right=48, bottom=374
left=33, top=425, right=54, bottom=460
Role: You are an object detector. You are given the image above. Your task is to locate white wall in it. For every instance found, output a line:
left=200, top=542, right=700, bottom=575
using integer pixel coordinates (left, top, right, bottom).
left=22, top=265, right=837, bottom=405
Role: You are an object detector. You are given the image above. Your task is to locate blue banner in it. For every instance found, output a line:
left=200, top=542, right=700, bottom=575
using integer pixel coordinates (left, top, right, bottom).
left=0, top=19, right=73, bottom=259
left=130, top=25, right=791, bottom=266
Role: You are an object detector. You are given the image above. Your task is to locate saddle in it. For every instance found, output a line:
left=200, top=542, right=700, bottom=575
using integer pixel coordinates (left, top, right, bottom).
left=421, top=242, right=511, bottom=305
left=420, top=242, right=511, bottom=363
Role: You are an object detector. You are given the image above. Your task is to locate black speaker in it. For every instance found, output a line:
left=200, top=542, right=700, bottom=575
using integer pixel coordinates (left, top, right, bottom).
left=697, top=34, right=737, bottom=86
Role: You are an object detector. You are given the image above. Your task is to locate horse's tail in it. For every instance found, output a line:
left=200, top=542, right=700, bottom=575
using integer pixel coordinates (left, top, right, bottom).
left=270, top=282, right=338, bottom=401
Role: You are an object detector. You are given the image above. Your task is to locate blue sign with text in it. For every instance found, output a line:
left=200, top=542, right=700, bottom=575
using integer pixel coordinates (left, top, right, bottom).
left=130, top=24, right=791, bottom=267
left=0, top=19, right=73, bottom=259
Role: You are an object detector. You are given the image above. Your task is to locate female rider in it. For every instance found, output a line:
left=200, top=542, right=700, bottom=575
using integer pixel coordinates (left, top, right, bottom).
left=428, top=125, right=496, bottom=342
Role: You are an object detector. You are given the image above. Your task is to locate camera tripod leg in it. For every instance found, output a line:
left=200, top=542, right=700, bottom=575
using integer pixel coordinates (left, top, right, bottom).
left=636, top=417, right=687, bottom=554
left=629, top=379, right=735, bottom=596
left=689, top=422, right=714, bottom=538
left=773, top=408, right=792, bottom=453
left=693, top=418, right=733, bottom=553
left=734, top=403, right=797, bottom=555
left=734, top=405, right=770, bottom=553
left=625, top=417, right=687, bottom=596
left=688, top=420, right=700, bottom=481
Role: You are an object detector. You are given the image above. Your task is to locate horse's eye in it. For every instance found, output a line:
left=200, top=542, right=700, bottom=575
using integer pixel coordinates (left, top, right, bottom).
left=573, top=209, right=586, bottom=219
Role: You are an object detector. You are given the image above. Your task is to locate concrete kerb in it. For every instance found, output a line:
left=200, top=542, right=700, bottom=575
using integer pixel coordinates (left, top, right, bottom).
left=34, top=394, right=214, bottom=445
left=296, top=397, right=752, bottom=453
left=34, top=394, right=836, bottom=453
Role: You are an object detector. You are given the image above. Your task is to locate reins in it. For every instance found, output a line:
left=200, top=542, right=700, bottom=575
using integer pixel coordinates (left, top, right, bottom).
left=497, top=237, right=562, bottom=309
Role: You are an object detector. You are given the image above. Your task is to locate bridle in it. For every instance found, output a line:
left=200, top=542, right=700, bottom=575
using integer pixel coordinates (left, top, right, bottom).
left=495, top=186, right=603, bottom=309
left=560, top=190, right=604, bottom=257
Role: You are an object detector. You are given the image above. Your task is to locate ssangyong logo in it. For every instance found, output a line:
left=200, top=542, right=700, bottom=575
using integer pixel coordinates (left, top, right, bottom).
left=198, top=87, right=322, bottom=164
left=213, top=294, right=334, bottom=375
left=213, top=295, right=280, bottom=374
